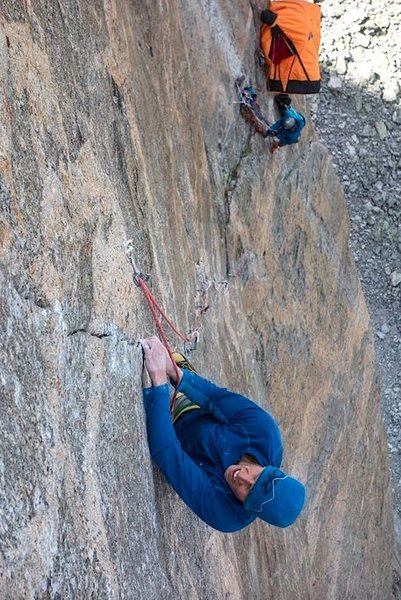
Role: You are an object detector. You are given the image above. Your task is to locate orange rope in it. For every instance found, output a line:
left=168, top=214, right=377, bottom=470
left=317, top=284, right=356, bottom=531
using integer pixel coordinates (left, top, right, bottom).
left=136, top=276, right=190, bottom=409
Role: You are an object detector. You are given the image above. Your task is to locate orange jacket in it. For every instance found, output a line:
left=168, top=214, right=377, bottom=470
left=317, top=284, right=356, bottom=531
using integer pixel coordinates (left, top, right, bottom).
left=260, top=0, right=321, bottom=94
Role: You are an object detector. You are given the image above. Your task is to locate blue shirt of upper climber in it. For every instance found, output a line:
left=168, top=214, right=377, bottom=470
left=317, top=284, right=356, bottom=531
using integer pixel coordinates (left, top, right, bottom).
left=143, top=370, right=283, bottom=533
left=269, top=106, right=306, bottom=146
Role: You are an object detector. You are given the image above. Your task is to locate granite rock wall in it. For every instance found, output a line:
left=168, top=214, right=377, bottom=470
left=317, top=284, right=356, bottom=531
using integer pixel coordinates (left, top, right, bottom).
left=0, top=1, right=394, bottom=599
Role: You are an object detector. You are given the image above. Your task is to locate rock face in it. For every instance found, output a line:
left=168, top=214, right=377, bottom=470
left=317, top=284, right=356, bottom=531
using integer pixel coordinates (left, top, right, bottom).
left=0, top=2, right=394, bottom=599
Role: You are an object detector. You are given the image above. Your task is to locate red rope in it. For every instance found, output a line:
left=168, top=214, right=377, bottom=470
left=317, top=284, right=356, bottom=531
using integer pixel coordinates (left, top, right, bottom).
left=137, top=277, right=189, bottom=409
left=138, top=278, right=190, bottom=343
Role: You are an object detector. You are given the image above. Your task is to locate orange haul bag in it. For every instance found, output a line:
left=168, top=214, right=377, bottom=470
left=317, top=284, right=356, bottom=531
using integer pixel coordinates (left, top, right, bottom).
left=260, top=0, right=321, bottom=94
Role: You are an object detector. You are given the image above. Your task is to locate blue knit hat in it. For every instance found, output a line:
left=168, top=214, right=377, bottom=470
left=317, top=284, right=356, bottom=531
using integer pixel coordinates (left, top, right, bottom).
left=243, top=466, right=306, bottom=528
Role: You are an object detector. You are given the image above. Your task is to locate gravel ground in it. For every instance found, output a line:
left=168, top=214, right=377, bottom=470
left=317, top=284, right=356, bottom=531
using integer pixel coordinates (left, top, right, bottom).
left=309, top=0, right=401, bottom=594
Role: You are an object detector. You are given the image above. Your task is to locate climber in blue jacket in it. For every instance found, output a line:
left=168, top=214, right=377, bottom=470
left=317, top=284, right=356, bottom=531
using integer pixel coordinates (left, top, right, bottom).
left=266, top=93, right=306, bottom=152
left=141, top=336, right=306, bottom=533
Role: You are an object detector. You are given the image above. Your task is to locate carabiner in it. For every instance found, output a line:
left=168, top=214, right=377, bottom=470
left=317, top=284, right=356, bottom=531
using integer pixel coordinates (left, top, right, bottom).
left=124, top=239, right=149, bottom=286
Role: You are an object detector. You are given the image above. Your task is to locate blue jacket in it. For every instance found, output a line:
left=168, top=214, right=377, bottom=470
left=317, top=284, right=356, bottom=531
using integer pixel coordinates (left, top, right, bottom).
left=269, top=106, right=305, bottom=146
left=143, top=370, right=283, bottom=533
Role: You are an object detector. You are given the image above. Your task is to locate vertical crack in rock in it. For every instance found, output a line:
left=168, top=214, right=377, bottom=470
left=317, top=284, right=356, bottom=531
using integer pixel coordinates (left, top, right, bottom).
left=223, top=135, right=253, bottom=277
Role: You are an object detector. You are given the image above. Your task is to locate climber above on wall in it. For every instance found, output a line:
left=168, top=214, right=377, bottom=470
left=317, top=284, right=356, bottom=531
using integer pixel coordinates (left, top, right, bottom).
left=258, top=0, right=321, bottom=95
left=236, top=78, right=305, bottom=151
left=265, top=93, right=306, bottom=152
left=141, top=336, right=306, bottom=533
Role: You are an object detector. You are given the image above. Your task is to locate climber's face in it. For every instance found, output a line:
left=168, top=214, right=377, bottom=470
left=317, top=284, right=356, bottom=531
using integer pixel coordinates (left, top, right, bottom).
left=224, top=459, right=264, bottom=503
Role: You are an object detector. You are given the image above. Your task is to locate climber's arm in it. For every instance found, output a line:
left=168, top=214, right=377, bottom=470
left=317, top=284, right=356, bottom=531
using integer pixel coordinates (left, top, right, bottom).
left=177, top=370, right=268, bottom=426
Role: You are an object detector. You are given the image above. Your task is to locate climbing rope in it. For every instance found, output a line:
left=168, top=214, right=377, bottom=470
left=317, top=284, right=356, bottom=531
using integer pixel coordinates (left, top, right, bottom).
left=125, top=240, right=201, bottom=408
